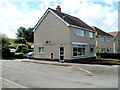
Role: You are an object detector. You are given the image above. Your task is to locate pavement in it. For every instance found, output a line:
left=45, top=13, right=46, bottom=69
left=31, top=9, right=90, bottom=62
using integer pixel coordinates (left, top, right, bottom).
left=1, top=59, right=119, bottom=88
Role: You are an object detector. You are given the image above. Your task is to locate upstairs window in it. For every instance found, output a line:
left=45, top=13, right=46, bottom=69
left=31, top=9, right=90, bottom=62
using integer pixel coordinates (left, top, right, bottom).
left=89, top=32, right=94, bottom=38
left=76, top=29, right=85, bottom=36
left=39, top=47, right=44, bottom=54
left=101, top=37, right=110, bottom=42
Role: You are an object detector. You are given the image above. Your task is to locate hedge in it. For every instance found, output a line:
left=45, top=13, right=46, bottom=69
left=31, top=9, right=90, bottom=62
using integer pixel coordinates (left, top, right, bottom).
left=96, top=53, right=120, bottom=59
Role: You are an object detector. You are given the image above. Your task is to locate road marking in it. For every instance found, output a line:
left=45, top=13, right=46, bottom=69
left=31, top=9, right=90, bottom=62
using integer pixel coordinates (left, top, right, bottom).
left=0, top=77, right=27, bottom=88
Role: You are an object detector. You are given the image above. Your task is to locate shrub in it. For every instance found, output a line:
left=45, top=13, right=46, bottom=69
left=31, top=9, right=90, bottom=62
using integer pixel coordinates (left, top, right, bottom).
left=96, top=53, right=120, bottom=59
left=1, top=34, right=10, bottom=57
left=16, top=44, right=28, bottom=54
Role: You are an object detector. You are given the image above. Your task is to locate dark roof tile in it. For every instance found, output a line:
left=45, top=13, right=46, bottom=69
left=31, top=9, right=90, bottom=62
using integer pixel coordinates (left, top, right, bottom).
left=92, top=26, right=113, bottom=36
left=49, top=8, right=94, bottom=31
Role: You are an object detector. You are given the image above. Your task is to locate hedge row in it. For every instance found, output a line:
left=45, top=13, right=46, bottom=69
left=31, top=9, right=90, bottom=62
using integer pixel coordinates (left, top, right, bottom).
left=96, top=53, right=120, bottom=59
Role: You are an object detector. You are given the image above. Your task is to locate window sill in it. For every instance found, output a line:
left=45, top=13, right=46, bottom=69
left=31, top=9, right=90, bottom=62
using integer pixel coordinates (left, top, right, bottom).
left=76, top=35, right=85, bottom=37
left=89, top=37, right=94, bottom=39
left=73, top=55, right=86, bottom=57
left=39, top=52, right=45, bottom=54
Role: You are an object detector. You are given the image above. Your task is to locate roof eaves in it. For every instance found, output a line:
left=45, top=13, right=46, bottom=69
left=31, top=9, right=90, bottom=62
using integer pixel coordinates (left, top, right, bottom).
left=68, top=25, right=96, bottom=32
left=49, top=9, right=70, bottom=26
left=33, top=8, right=70, bottom=32
left=33, top=8, right=50, bottom=32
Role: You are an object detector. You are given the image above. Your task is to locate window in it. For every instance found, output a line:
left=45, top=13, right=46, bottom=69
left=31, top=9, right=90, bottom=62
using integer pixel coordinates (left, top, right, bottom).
left=39, top=47, right=44, bottom=54
left=89, top=32, right=94, bottom=38
left=101, top=48, right=111, bottom=53
left=107, top=48, right=111, bottom=53
left=101, top=37, right=110, bottom=42
left=101, top=48, right=106, bottom=53
left=76, top=29, right=85, bottom=36
left=101, top=37, right=105, bottom=42
left=73, top=44, right=86, bottom=56
left=89, top=45, right=94, bottom=52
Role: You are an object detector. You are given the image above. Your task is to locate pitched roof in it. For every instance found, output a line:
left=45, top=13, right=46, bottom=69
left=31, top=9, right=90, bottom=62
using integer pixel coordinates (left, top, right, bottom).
left=49, top=8, right=94, bottom=31
left=34, top=8, right=94, bottom=31
left=108, top=31, right=118, bottom=37
left=92, top=26, right=113, bottom=36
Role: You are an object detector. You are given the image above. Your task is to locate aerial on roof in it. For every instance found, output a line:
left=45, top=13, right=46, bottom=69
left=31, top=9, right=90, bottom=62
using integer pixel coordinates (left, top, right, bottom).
left=34, top=6, right=94, bottom=31
left=92, top=26, right=113, bottom=36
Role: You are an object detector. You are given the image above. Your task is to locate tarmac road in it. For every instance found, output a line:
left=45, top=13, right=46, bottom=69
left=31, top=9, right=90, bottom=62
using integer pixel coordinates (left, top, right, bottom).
left=0, top=60, right=118, bottom=88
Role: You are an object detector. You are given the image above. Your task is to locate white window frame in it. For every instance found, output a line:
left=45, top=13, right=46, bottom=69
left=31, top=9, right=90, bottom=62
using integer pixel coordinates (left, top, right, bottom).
left=39, top=47, right=44, bottom=54
left=76, top=29, right=85, bottom=37
left=72, top=42, right=87, bottom=57
left=89, top=32, right=94, bottom=38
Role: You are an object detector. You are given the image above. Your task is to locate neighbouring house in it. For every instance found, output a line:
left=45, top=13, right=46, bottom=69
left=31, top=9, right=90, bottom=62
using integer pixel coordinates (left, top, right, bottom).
left=34, top=6, right=96, bottom=61
left=92, top=26, right=114, bottom=53
left=108, top=31, right=120, bottom=53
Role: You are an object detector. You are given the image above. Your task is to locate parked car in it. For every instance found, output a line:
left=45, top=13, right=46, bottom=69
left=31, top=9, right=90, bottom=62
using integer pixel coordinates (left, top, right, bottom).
left=27, top=52, right=34, bottom=59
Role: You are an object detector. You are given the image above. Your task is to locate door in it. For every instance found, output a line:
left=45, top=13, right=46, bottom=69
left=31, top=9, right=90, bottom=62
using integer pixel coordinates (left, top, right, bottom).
left=59, top=47, right=64, bottom=62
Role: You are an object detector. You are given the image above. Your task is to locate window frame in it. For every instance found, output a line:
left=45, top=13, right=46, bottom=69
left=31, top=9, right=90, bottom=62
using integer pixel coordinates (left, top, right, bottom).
left=39, top=47, right=44, bottom=54
left=76, top=29, right=85, bottom=37
left=89, top=45, right=95, bottom=53
left=73, top=44, right=86, bottom=57
left=89, top=32, right=94, bottom=38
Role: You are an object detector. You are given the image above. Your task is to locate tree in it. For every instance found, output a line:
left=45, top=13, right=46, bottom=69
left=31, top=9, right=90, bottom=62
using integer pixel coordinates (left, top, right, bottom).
left=1, top=34, right=10, bottom=57
left=16, top=27, right=34, bottom=42
left=14, top=38, right=26, bottom=44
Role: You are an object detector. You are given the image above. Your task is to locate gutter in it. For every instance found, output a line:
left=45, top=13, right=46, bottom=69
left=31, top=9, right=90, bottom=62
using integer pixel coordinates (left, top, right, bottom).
left=68, top=25, right=96, bottom=32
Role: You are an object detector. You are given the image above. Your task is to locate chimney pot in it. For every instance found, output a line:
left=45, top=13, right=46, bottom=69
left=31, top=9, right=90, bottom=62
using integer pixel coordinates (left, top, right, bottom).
left=56, top=6, right=61, bottom=12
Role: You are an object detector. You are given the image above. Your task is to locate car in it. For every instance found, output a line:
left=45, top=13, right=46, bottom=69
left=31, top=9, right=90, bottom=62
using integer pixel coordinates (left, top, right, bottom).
left=27, top=52, right=34, bottom=59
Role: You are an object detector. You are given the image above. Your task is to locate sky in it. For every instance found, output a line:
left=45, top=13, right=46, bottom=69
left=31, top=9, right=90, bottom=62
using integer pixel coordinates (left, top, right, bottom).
left=0, top=0, right=119, bottom=38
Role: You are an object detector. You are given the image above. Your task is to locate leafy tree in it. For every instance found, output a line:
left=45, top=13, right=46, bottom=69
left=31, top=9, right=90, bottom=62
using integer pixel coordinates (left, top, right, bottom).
left=16, top=27, right=34, bottom=42
left=14, top=38, right=26, bottom=44
left=1, top=34, right=10, bottom=57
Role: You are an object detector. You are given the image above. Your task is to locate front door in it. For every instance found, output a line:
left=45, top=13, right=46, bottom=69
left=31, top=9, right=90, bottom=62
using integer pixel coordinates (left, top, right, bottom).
left=59, top=47, right=64, bottom=62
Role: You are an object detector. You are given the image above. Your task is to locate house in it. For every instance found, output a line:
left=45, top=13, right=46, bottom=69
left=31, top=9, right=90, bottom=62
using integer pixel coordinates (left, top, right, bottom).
left=92, top=26, right=114, bottom=53
left=108, top=31, right=120, bottom=53
left=34, top=6, right=96, bottom=61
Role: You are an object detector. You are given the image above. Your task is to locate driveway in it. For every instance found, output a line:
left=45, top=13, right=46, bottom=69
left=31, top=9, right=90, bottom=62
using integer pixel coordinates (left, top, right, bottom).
left=0, top=60, right=118, bottom=88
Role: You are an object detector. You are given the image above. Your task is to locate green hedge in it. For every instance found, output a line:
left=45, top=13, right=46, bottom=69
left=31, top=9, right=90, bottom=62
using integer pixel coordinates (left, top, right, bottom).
left=97, top=53, right=120, bottom=59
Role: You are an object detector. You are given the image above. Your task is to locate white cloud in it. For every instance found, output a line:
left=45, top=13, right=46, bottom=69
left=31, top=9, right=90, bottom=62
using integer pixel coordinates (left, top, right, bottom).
left=21, top=3, right=28, bottom=8
left=0, top=0, right=118, bottom=38
left=0, top=1, right=43, bottom=38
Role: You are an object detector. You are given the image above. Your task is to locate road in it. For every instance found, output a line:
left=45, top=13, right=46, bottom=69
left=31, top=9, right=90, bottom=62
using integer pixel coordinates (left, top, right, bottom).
left=0, top=60, right=118, bottom=88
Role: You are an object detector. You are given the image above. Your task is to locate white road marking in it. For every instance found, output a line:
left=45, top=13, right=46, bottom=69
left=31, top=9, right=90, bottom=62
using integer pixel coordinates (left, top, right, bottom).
left=0, top=77, right=27, bottom=88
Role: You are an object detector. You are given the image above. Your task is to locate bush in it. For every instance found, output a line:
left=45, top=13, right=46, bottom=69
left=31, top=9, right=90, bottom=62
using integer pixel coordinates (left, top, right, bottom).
left=96, top=53, right=120, bottom=59
left=1, top=34, right=10, bottom=57
left=16, top=44, right=28, bottom=54
left=14, top=38, right=26, bottom=44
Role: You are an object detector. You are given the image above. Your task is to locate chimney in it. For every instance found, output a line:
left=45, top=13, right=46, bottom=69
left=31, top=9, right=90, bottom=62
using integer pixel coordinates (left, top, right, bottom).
left=56, top=6, right=61, bottom=12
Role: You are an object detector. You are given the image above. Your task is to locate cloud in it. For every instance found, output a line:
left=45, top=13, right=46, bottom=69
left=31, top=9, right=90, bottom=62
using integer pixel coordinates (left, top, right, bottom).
left=0, top=0, right=118, bottom=38
left=0, top=1, right=43, bottom=38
